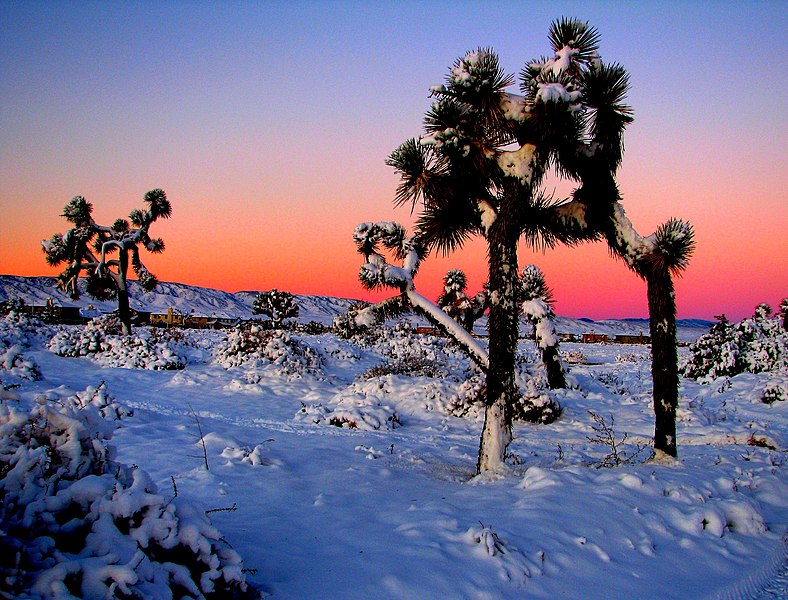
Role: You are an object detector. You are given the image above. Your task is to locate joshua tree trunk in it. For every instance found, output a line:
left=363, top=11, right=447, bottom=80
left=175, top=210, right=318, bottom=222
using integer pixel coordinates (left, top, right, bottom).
left=477, top=222, right=520, bottom=474
left=541, top=345, right=566, bottom=389
left=117, top=250, right=133, bottom=336
left=647, top=268, right=679, bottom=457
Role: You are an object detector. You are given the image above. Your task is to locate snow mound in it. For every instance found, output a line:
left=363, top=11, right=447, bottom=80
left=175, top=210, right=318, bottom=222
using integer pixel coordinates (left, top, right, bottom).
left=0, top=384, right=256, bottom=599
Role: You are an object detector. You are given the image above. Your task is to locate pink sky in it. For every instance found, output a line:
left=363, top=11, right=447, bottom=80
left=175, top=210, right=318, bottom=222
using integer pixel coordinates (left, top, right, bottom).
left=1, top=1, right=785, bottom=320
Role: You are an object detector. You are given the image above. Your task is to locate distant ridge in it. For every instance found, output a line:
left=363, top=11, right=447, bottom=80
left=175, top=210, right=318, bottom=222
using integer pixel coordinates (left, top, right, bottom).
left=0, top=275, right=711, bottom=339
left=0, top=275, right=355, bottom=326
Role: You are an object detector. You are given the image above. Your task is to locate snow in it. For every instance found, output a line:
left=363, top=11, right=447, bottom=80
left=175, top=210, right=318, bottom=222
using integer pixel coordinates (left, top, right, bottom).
left=2, top=303, right=785, bottom=598
left=499, top=92, right=529, bottom=121
left=496, top=144, right=537, bottom=183
left=535, top=82, right=582, bottom=105
left=478, top=199, right=497, bottom=233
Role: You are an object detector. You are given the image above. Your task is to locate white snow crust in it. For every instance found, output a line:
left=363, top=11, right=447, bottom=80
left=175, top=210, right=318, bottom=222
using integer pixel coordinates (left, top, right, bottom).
left=1, top=286, right=785, bottom=599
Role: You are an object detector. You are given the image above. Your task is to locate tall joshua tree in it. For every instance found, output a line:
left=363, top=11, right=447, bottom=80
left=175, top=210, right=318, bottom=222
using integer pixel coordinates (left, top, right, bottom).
left=388, top=18, right=693, bottom=472
left=42, top=189, right=172, bottom=335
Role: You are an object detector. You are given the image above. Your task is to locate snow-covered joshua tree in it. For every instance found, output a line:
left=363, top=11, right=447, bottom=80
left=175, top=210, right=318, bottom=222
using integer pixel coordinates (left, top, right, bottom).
left=253, top=289, right=300, bottom=328
left=437, top=269, right=487, bottom=333
left=353, top=221, right=489, bottom=371
left=387, top=19, right=694, bottom=471
left=42, top=190, right=171, bottom=335
left=520, top=265, right=565, bottom=389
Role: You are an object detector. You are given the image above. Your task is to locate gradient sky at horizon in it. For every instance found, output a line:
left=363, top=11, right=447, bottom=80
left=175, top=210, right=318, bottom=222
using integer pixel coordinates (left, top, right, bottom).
left=1, top=0, right=786, bottom=320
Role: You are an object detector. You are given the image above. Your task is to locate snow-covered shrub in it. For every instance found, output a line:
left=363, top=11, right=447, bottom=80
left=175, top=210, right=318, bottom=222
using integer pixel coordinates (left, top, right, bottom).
left=616, top=352, right=648, bottom=364
left=447, top=371, right=561, bottom=424
left=511, top=376, right=562, bottom=424
left=585, top=410, right=649, bottom=468
left=761, top=381, right=786, bottom=404
left=0, top=385, right=256, bottom=599
left=594, top=372, right=629, bottom=396
left=0, top=311, right=43, bottom=381
left=295, top=380, right=401, bottom=431
left=682, top=305, right=787, bottom=382
left=447, top=375, right=486, bottom=418
left=332, top=302, right=372, bottom=340
left=216, top=323, right=322, bottom=379
left=360, top=356, right=449, bottom=380
left=462, top=523, right=535, bottom=585
left=49, top=320, right=185, bottom=370
left=562, top=349, right=586, bottom=364
left=294, top=321, right=329, bottom=335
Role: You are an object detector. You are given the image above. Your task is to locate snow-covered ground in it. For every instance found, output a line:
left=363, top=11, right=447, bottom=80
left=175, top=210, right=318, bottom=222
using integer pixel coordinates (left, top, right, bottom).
left=2, top=314, right=785, bottom=599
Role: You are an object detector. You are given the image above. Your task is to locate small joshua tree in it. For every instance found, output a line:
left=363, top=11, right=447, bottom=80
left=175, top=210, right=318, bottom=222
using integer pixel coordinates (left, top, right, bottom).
left=42, top=190, right=171, bottom=335
left=520, top=265, right=565, bottom=389
left=354, top=221, right=490, bottom=369
left=438, top=269, right=488, bottom=333
left=253, top=289, right=300, bottom=328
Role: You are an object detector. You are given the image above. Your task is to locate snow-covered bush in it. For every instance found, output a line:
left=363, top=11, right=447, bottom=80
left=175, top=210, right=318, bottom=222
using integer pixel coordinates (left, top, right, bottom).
left=761, top=381, right=786, bottom=404
left=0, top=385, right=256, bottom=599
left=447, top=371, right=561, bottom=424
left=562, top=350, right=586, bottom=364
left=616, top=352, right=648, bottom=364
left=49, top=318, right=185, bottom=370
left=447, top=375, right=486, bottom=418
left=295, top=379, right=401, bottom=431
left=682, top=305, right=787, bottom=382
left=332, top=302, right=372, bottom=340
left=0, top=311, right=44, bottom=381
left=216, top=323, right=322, bottom=379
left=360, top=356, right=449, bottom=380
left=293, top=321, right=329, bottom=335
left=511, top=376, right=562, bottom=424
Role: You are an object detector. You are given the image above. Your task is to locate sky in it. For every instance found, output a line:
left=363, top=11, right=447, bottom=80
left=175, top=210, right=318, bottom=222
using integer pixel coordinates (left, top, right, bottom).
left=0, top=0, right=786, bottom=320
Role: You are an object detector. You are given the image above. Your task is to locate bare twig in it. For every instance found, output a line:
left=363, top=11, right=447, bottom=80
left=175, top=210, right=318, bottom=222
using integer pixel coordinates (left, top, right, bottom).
left=586, top=410, right=649, bottom=468
left=205, top=502, right=237, bottom=515
left=187, top=402, right=209, bottom=471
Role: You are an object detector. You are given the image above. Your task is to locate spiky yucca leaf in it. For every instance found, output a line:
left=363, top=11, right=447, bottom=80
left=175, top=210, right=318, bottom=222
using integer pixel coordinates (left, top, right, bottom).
left=443, top=269, right=468, bottom=293
left=387, top=139, right=441, bottom=208
left=144, top=188, right=172, bottom=220
left=548, top=18, right=600, bottom=65
left=580, top=62, right=633, bottom=168
left=446, top=48, right=514, bottom=100
left=520, top=264, right=554, bottom=304
left=42, top=233, right=69, bottom=266
left=647, top=219, right=695, bottom=276
left=146, top=238, right=165, bottom=253
left=424, top=98, right=469, bottom=136
left=61, top=196, right=93, bottom=225
left=415, top=200, right=479, bottom=255
left=129, top=208, right=146, bottom=227
left=112, top=218, right=130, bottom=233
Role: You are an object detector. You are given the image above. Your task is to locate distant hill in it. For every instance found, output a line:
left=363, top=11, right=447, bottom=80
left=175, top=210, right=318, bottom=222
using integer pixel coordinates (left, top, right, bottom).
left=0, top=275, right=711, bottom=339
left=0, top=275, right=354, bottom=325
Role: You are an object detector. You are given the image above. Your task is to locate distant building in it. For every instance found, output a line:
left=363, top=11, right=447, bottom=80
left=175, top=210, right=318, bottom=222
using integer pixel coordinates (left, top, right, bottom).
left=613, top=333, right=651, bottom=345
left=582, top=332, right=609, bottom=344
